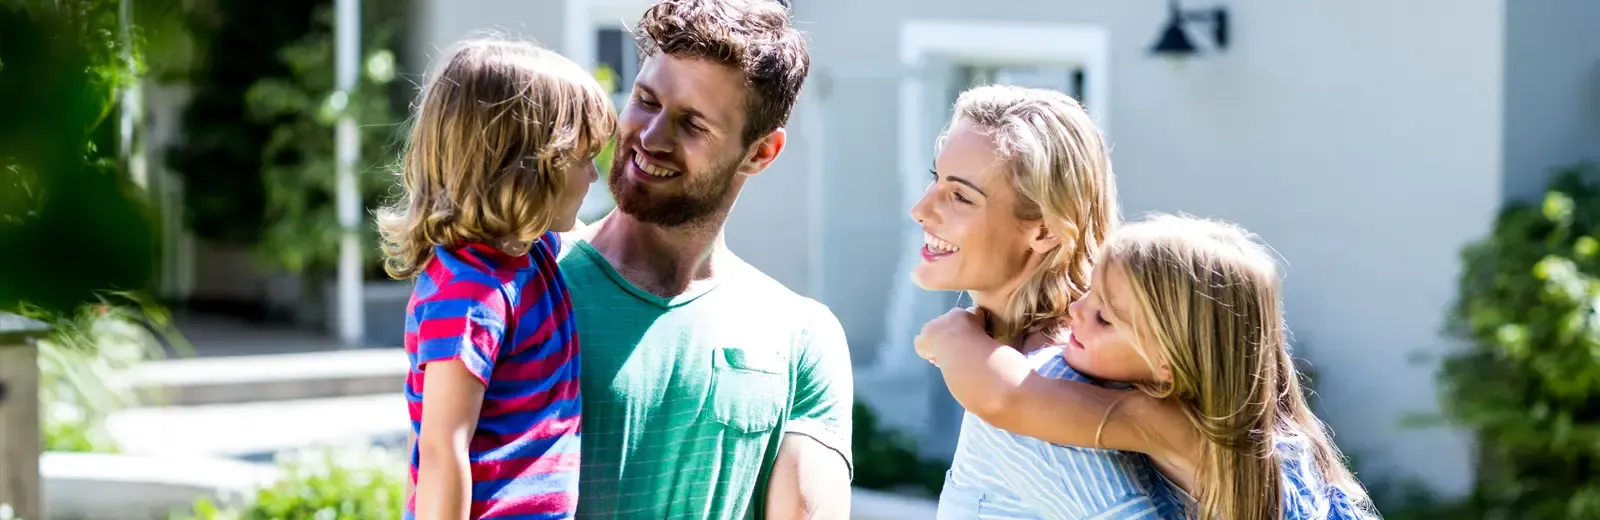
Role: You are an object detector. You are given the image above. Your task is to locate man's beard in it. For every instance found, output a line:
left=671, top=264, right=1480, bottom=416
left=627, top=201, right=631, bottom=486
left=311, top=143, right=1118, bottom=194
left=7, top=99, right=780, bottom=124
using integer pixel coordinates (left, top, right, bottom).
left=608, top=149, right=741, bottom=228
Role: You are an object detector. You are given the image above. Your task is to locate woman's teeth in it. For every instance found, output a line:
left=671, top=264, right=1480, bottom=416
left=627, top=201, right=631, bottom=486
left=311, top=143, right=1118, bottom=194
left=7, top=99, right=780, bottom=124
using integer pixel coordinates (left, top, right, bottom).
left=634, top=154, right=679, bottom=177
left=924, top=232, right=959, bottom=254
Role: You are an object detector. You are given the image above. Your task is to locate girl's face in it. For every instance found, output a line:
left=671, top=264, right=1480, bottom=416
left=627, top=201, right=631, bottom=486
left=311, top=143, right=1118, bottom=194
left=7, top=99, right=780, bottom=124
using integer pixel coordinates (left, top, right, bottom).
left=1065, top=262, right=1167, bottom=383
left=551, top=157, right=601, bottom=232
left=909, top=118, right=1051, bottom=302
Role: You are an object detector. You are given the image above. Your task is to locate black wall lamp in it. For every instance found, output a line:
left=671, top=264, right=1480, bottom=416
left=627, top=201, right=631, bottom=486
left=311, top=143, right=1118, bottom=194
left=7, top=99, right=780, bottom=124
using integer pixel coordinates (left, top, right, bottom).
left=1149, top=0, right=1229, bottom=57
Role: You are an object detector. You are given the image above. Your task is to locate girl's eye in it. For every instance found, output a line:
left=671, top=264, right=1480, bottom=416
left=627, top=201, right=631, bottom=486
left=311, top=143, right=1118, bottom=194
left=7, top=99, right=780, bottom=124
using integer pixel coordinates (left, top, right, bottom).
left=1095, top=311, right=1111, bottom=327
left=954, top=192, right=972, bottom=204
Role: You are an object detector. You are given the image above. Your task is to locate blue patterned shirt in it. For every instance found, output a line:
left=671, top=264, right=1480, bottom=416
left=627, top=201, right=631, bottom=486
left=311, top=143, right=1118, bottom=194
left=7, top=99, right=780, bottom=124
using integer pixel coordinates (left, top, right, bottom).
left=937, top=345, right=1188, bottom=520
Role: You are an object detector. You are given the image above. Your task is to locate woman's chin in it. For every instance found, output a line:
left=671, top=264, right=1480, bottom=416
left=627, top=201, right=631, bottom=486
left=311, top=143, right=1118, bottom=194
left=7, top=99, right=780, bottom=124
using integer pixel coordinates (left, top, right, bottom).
left=909, top=266, right=956, bottom=291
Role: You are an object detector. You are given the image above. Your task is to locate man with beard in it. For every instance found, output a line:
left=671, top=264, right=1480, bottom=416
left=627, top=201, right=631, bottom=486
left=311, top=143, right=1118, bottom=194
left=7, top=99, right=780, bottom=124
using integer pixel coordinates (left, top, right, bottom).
left=558, top=0, right=853, bottom=518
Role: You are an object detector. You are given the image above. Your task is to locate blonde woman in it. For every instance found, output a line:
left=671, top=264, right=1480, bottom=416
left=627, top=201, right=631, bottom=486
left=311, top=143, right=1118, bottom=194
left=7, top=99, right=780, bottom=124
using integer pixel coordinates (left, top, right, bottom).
left=917, top=215, right=1379, bottom=520
left=910, top=84, right=1186, bottom=519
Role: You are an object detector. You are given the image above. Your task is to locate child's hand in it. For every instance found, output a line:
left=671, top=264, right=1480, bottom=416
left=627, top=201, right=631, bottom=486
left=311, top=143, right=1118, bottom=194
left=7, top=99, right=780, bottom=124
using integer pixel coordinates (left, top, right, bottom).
left=914, top=306, right=988, bottom=366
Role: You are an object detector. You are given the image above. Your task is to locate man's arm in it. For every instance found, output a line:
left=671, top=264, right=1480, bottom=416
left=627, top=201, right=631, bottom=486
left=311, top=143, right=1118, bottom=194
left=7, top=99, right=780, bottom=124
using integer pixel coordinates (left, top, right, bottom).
left=767, top=433, right=852, bottom=519
left=766, top=303, right=854, bottom=519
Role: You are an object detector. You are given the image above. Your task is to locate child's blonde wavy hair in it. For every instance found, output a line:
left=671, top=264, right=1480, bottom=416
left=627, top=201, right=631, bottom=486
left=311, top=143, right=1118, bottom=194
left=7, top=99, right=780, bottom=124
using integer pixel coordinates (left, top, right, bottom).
left=376, top=38, right=615, bottom=279
left=1102, top=214, right=1376, bottom=520
left=942, top=84, right=1120, bottom=344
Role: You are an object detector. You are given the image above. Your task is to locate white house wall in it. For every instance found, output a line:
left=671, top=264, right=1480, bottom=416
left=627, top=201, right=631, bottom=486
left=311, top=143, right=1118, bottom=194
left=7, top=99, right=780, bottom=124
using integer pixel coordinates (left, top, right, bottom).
left=1502, top=0, right=1600, bottom=201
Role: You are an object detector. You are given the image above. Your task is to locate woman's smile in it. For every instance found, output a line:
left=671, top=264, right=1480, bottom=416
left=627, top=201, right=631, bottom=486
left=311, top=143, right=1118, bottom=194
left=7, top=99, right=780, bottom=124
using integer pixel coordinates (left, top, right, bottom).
left=921, top=230, right=960, bottom=262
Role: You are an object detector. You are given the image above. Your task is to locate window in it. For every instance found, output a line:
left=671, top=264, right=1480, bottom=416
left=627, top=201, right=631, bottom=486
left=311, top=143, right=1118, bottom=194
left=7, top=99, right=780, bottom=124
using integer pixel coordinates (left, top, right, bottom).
left=951, top=64, right=1086, bottom=103
left=594, top=27, right=640, bottom=107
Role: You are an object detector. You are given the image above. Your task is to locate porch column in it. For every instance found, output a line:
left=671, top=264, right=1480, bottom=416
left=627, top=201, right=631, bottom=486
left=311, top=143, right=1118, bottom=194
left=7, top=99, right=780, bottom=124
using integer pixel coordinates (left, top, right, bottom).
left=0, top=314, right=50, bottom=520
left=334, top=0, right=365, bottom=346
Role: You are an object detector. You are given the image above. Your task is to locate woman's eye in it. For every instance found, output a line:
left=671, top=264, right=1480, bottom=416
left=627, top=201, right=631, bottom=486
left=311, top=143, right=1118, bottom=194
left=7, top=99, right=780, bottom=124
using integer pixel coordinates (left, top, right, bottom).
left=1095, top=312, right=1111, bottom=327
left=954, top=192, right=972, bottom=204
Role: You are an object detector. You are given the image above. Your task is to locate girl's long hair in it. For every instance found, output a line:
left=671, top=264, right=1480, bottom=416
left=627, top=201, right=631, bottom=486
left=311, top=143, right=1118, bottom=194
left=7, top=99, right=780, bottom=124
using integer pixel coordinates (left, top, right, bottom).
left=1103, top=214, right=1375, bottom=520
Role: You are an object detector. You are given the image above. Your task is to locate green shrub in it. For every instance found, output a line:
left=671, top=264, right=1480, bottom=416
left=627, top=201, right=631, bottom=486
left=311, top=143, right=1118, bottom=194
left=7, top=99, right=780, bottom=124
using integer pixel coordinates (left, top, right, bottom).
left=172, top=445, right=406, bottom=520
left=27, top=294, right=182, bottom=453
left=243, top=5, right=403, bottom=276
left=1436, top=162, right=1600, bottom=519
left=851, top=400, right=945, bottom=497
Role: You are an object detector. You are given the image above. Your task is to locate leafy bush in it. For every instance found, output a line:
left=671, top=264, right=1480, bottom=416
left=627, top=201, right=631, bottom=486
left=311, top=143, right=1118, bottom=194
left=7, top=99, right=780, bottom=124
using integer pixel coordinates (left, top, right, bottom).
left=243, top=5, right=403, bottom=276
left=851, top=400, right=945, bottom=497
left=26, top=294, right=182, bottom=452
left=172, top=445, right=406, bottom=520
left=1437, top=162, right=1600, bottom=519
left=0, top=0, right=158, bottom=314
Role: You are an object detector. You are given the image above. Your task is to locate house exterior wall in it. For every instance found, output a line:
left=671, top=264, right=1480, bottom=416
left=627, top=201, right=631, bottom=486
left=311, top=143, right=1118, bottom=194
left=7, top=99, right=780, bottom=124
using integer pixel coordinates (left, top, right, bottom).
left=800, top=0, right=1506, bottom=496
left=1502, top=0, right=1600, bottom=201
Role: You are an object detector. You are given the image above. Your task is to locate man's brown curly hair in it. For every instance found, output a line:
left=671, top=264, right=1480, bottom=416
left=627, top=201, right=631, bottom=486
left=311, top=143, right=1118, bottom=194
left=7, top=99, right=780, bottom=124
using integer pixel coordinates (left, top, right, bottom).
left=633, top=0, right=809, bottom=145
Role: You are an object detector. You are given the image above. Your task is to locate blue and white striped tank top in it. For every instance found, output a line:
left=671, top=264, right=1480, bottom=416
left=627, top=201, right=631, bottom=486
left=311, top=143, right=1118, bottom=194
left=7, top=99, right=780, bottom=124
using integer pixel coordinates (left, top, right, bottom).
left=937, top=345, right=1188, bottom=520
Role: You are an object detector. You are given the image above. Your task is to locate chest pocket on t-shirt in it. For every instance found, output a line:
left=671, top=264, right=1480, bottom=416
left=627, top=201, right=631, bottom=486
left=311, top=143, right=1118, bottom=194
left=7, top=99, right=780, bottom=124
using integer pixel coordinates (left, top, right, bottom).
left=705, top=347, right=787, bottom=435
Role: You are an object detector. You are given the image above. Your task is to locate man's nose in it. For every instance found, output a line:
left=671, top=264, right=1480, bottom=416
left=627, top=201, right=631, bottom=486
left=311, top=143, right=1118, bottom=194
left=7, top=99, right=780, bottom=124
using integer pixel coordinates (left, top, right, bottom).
left=638, top=115, right=672, bottom=153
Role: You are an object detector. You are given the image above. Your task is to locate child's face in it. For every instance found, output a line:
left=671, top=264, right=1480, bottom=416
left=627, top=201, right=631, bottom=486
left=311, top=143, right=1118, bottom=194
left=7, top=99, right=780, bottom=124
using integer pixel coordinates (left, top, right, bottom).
left=1064, top=262, right=1167, bottom=384
left=551, top=158, right=600, bottom=232
left=909, top=118, right=1048, bottom=300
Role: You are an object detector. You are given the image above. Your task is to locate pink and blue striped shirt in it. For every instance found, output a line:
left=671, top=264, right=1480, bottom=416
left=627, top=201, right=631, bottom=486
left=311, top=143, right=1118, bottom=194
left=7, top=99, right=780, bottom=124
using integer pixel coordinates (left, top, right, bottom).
left=404, top=232, right=581, bottom=520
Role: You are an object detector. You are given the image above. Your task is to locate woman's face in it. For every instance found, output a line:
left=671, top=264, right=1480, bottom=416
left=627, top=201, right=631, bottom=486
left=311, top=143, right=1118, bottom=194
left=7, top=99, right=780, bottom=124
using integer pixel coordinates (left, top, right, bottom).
left=909, top=119, right=1044, bottom=299
left=1064, top=261, right=1166, bottom=383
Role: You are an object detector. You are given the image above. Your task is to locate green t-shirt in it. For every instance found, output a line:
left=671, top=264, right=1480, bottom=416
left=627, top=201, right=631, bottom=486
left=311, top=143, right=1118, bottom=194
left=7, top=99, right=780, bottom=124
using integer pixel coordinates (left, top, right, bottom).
left=558, top=238, right=854, bottom=519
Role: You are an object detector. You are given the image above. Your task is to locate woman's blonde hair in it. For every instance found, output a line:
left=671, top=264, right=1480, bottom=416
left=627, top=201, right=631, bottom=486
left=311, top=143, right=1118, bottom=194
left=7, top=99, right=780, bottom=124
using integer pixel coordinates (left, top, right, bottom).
left=1101, top=214, right=1375, bottom=520
left=943, top=84, right=1120, bottom=344
left=375, top=38, right=616, bottom=279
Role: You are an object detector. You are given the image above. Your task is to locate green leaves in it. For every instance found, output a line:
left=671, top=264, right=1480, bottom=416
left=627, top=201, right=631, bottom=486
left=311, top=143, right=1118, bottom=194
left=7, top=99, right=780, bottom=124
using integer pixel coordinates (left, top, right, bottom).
left=172, top=446, right=407, bottom=520
left=243, top=5, right=404, bottom=276
left=1440, top=162, right=1600, bottom=518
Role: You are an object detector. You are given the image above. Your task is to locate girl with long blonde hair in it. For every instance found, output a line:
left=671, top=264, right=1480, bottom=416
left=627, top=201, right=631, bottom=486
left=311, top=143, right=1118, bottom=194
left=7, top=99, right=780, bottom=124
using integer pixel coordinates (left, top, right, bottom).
left=917, top=214, right=1379, bottom=520
left=912, top=84, right=1187, bottom=519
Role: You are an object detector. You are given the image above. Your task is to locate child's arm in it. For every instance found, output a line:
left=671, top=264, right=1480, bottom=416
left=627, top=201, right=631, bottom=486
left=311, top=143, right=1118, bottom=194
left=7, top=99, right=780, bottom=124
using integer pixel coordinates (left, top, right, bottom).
left=914, top=308, right=1176, bottom=455
left=409, top=280, right=510, bottom=520
left=415, top=359, right=486, bottom=520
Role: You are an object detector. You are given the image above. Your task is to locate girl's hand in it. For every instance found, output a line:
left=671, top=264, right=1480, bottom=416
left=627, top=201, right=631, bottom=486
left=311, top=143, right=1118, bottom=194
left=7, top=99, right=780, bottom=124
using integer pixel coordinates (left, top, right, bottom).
left=914, top=306, right=988, bottom=365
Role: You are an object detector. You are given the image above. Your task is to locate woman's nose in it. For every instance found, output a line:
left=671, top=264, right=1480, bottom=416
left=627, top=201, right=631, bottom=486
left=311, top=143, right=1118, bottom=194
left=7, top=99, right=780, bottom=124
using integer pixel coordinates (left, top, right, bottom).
left=909, top=186, right=936, bottom=223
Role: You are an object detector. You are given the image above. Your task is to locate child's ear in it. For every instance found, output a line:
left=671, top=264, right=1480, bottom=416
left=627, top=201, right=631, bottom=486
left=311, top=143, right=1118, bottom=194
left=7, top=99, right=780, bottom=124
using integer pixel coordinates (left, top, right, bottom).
left=1028, top=221, right=1074, bottom=254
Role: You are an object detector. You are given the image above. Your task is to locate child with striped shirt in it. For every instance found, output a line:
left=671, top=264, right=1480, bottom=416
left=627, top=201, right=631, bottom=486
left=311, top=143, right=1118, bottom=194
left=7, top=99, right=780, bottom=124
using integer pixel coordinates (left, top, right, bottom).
left=375, top=38, right=615, bottom=520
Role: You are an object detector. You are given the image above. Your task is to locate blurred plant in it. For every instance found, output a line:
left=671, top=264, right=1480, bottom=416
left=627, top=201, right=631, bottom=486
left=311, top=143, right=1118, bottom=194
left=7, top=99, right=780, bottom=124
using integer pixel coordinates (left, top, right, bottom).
left=21, top=292, right=185, bottom=452
left=0, top=0, right=159, bottom=315
left=172, top=445, right=406, bottom=520
left=163, top=0, right=325, bottom=245
left=243, top=5, right=403, bottom=276
left=852, top=400, right=946, bottom=497
left=1431, top=162, right=1600, bottom=519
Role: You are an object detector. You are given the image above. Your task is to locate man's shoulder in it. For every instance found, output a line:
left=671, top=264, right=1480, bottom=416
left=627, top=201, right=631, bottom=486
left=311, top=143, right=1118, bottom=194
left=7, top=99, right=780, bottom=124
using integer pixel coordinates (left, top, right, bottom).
left=720, top=255, right=839, bottom=329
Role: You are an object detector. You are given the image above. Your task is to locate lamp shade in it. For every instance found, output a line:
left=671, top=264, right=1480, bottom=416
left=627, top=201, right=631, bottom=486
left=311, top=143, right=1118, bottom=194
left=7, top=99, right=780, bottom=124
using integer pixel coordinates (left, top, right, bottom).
left=1150, top=20, right=1197, bottom=55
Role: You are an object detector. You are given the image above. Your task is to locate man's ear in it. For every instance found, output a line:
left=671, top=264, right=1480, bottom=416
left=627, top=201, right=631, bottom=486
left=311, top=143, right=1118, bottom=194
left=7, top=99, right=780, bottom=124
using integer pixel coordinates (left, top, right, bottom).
left=738, top=127, right=787, bottom=176
left=1029, top=220, right=1074, bottom=254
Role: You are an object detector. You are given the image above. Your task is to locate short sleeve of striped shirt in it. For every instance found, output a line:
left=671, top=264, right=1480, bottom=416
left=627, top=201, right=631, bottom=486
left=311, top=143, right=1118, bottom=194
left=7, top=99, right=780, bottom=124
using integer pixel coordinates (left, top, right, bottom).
left=408, top=269, right=511, bottom=386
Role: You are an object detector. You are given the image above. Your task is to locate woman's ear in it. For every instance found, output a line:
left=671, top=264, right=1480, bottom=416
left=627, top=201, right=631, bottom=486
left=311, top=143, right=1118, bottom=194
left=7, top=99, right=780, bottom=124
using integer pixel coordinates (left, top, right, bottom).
left=1029, top=221, right=1074, bottom=254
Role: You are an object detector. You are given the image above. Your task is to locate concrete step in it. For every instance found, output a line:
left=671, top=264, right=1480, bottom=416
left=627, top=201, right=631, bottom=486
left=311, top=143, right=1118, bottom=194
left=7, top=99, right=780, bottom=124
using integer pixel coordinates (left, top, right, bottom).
left=123, top=348, right=409, bottom=406
left=106, top=393, right=410, bottom=460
